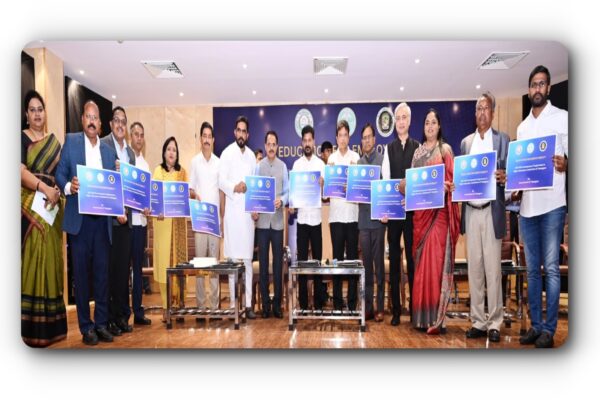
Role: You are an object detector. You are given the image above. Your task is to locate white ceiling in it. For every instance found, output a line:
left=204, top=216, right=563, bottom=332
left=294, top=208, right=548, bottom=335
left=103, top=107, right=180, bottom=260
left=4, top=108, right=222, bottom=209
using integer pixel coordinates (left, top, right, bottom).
left=29, top=40, right=568, bottom=107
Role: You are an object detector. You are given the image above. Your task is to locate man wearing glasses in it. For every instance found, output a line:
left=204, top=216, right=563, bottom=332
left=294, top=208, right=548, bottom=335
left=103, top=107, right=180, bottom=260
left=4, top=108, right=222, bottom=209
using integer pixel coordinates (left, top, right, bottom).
left=101, top=106, right=137, bottom=336
left=381, top=102, right=420, bottom=326
left=517, top=65, right=568, bottom=348
left=357, top=123, right=386, bottom=322
left=219, top=116, right=258, bottom=319
left=56, top=101, right=118, bottom=345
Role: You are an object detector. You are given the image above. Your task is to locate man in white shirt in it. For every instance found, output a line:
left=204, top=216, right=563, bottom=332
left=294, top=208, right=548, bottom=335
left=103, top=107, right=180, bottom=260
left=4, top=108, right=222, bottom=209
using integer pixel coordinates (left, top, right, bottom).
left=290, top=125, right=326, bottom=310
left=219, top=116, right=258, bottom=319
left=517, top=65, right=568, bottom=348
left=459, top=92, right=510, bottom=343
left=190, top=122, right=223, bottom=313
left=128, top=121, right=152, bottom=326
left=327, top=120, right=360, bottom=311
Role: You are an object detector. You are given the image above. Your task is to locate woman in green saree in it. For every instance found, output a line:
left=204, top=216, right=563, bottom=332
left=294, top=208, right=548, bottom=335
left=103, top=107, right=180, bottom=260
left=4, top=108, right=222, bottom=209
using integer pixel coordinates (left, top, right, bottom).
left=21, top=90, right=67, bottom=347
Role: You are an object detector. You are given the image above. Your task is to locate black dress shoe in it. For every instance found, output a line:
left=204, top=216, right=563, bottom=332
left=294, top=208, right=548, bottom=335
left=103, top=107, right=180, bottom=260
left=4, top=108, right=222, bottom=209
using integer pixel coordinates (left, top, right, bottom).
left=134, top=316, right=152, bottom=325
left=116, top=319, right=133, bottom=333
left=108, top=322, right=122, bottom=336
left=95, top=327, right=114, bottom=343
left=82, top=329, right=99, bottom=346
left=534, top=331, right=554, bottom=348
left=246, top=308, right=257, bottom=319
left=272, top=309, right=283, bottom=319
left=488, top=329, right=501, bottom=343
left=519, top=328, right=541, bottom=345
left=465, top=327, right=488, bottom=339
left=390, top=314, right=400, bottom=326
left=262, top=310, right=270, bottom=319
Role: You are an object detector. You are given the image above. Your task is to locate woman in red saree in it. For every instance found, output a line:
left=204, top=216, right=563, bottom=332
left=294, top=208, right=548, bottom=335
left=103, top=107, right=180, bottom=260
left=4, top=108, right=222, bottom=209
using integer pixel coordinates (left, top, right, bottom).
left=410, top=109, right=460, bottom=334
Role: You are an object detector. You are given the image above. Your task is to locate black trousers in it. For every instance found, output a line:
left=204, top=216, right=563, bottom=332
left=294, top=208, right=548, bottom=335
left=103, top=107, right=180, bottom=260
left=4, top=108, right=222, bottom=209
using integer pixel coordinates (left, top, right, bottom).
left=257, top=228, right=284, bottom=313
left=360, top=227, right=386, bottom=314
left=69, top=215, right=110, bottom=334
left=330, top=222, right=359, bottom=310
left=108, top=224, right=131, bottom=323
left=130, top=225, right=147, bottom=320
left=297, top=223, right=324, bottom=309
left=387, top=214, right=414, bottom=316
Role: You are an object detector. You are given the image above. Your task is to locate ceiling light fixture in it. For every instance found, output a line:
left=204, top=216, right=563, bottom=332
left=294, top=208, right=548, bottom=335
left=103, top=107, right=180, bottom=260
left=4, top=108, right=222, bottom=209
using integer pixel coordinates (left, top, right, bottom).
left=475, top=84, right=481, bottom=90
left=414, top=58, right=420, bottom=64
left=252, top=90, right=257, bottom=95
left=324, top=88, right=329, bottom=93
left=111, top=95, right=116, bottom=99
left=400, top=86, right=405, bottom=92
left=179, top=92, right=184, bottom=97
left=79, top=70, right=85, bottom=75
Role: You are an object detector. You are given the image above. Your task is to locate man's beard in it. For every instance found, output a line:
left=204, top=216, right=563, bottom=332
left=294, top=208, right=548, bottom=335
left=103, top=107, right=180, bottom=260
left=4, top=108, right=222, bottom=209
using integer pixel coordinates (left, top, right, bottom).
left=530, top=92, right=547, bottom=108
left=236, top=136, right=246, bottom=148
left=304, top=146, right=313, bottom=157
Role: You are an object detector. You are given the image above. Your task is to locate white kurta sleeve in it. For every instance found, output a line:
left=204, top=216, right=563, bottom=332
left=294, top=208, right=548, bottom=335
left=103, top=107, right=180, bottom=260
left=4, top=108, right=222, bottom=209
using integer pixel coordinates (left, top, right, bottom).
left=218, top=148, right=236, bottom=199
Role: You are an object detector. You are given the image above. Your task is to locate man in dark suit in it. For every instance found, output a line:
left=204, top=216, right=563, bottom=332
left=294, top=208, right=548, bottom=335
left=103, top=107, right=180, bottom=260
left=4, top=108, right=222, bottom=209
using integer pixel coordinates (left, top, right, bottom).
left=101, top=106, right=136, bottom=336
left=460, top=92, right=510, bottom=343
left=381, top=102, right=420, bottom=326
left=56, top=100, right=117, bottom=345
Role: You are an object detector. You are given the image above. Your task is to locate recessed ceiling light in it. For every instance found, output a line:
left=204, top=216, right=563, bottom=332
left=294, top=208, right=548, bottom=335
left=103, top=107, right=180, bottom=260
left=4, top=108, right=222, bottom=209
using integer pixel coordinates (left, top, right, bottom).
left=414, top=58, right=420, bottom=64
left=476, top=84, right=481, bottom=90
left=252, top=90, right=257, bottom=95
left=243, top=64, right=248, bottom=69
left=179, top=92, right=184, bottom=97
left=400, top=86, right=405, bottom=92
left=79, top=70, right=85, bottom=75
left=111, top=95, right=116, bottom=99
left=324, top=88, right=329, bottom=93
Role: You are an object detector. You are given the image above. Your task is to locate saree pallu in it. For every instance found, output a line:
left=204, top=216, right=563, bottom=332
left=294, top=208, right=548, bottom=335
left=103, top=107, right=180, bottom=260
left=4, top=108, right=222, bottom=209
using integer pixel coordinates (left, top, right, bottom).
left=411, top=144, right=460, bottom=332
left=21, top=133, right=67, bottom=347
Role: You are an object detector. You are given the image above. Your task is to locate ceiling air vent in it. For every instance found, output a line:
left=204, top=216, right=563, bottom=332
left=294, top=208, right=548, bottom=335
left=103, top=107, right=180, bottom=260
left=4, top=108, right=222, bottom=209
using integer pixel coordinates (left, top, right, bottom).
left=141, top=61, right=184, bottom=78
left=313, top=57, right=348, bottom=75
left=478, top=51, right=530, bottom=70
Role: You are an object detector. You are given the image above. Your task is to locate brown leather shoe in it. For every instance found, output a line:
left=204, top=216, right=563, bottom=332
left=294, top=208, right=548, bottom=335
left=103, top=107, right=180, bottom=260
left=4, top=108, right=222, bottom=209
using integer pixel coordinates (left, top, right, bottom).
left=365, top=311, right=374, bottom=321
left=374, top=312, right=384, bottom=322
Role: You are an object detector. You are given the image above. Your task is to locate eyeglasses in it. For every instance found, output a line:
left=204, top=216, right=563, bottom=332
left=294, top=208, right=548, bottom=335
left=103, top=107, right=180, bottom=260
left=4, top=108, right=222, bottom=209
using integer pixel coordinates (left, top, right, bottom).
left=112, top=117, right=127, bottom=126
left=476, top=106, right=491, bottom=113
left=530, top=81, right=548, bottom=90
left=361, top=135, right=374, bottom=141
left=28, top=107, right=44, bottom=114
left=235, top=128, right=248, bottom=134
left=84, top=114, right=99, bottom=121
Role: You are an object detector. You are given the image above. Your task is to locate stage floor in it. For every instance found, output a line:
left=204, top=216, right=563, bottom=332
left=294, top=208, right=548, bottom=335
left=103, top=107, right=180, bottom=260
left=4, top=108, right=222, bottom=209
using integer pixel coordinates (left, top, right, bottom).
left=47, top=291, right=568, bottom=349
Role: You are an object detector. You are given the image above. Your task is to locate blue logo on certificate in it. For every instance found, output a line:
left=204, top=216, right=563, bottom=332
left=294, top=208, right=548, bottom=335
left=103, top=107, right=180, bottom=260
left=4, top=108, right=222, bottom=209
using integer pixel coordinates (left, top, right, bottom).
left=506, top=134, right=556, bottom=191
left=190, top=199, right=221, bottom=237
left=323, top=165, right=348, bottom=199
left=370, top=179, right=405, bottom=220
left=405, top=164, right=445, bottom=211
left=120, top=162, right=151, bottom=211
left=163, top=181, right=190, bottom=217
left=150, top=180, right=164, bottom=217
left=452, top=151, right=497, bottom=202
left=289, top=171, right=321, bottom=208
left=245, top=175, right=275, bottom=213
left=77, top=165, right=124, bottom=216
left=346, top=165, right=380, bottom=203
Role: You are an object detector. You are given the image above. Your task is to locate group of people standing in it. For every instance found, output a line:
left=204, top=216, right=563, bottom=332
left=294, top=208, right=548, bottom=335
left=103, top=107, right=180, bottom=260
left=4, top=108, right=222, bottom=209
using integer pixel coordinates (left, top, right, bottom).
left=21, top=64, right=567, bottom=348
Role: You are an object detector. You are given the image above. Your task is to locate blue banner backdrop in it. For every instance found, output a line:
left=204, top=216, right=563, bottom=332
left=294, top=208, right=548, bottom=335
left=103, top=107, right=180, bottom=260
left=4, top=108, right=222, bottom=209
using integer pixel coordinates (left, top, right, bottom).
left=214, top=101, right=476, bottom=170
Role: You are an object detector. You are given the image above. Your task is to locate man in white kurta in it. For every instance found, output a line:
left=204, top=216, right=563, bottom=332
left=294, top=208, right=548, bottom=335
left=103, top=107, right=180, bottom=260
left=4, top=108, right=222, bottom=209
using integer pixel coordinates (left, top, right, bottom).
left=218, top=116, right=257, bottom=318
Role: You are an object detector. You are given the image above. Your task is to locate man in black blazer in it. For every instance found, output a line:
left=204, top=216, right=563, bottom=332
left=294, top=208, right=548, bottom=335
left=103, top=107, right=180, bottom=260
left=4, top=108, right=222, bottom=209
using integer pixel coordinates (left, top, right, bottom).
left=460, top=92, right=510, bottom=343
left=100, top=106, right=137, bottom=336
left=381, top=103, right=420, bottom=326
left=56, top=101, right=117, bottom=345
